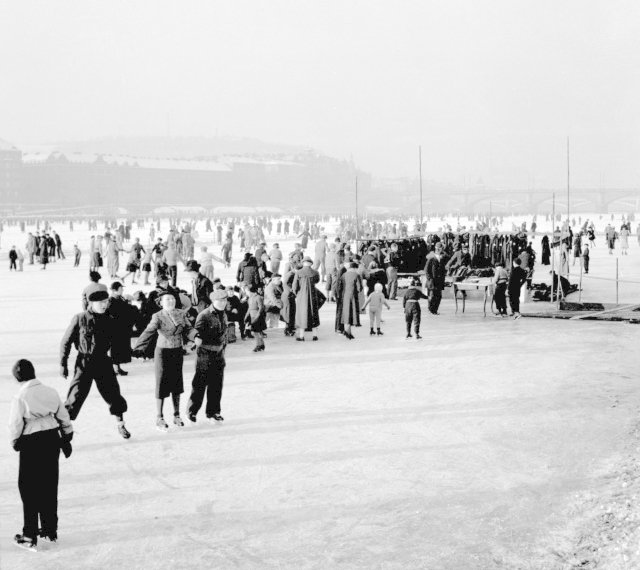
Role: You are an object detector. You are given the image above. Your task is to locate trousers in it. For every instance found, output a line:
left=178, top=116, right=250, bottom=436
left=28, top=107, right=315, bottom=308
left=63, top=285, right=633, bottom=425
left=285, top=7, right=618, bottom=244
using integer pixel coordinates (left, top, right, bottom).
left=405, top=304, right=421, bottom=334
left=19, top=429, right=60, bottom=541
left=428, top=289, right=442, bottom=314
left=187, top=348, right=226, bottom=417
left=66, top=356, right=128, bottom=420
left=386, top=267, right=398, bottom=299
left=369, top=307, right=382, bottom=329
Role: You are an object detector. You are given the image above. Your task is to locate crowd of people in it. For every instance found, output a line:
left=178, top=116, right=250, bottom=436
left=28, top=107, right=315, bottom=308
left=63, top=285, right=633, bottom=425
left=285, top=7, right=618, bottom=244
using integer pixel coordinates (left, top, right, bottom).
left=4, top=210, right=639, bottom=551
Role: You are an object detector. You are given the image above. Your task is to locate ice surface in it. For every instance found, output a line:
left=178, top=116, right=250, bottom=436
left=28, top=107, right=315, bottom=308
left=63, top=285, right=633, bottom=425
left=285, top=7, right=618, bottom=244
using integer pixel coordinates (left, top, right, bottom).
left=0, top=216, right=639, bottom=569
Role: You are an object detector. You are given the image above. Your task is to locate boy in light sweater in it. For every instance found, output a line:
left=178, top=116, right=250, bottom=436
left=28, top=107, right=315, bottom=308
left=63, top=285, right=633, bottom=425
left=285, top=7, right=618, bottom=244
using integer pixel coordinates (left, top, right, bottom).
left=362, top=282, right=390, bottom=336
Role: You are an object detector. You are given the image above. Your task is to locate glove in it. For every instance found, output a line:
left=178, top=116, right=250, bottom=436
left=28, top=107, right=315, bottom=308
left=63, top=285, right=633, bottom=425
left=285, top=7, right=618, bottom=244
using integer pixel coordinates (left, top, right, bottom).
left=60, top=365, right=68, bottom=379
left=12, top=437, right=22, bottom=452
left=61, top=440, right=72, bottom=459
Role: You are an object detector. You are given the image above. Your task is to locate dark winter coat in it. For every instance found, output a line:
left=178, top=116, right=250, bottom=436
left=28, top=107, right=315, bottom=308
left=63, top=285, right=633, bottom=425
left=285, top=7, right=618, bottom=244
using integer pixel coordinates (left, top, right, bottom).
left=339, top=269, right=362, bottom=327
left=292, top=265, right=321, bottom=330
left=425, top=254, right=446, bottom=291
left=105, top=296, right=138, bottom=364
left=60, top=310, right=117, bottom=366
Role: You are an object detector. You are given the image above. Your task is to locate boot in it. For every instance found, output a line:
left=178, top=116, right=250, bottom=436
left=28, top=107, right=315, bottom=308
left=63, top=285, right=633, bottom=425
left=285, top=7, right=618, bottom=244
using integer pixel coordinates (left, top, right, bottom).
left=376, top=329, right=383, bottom=336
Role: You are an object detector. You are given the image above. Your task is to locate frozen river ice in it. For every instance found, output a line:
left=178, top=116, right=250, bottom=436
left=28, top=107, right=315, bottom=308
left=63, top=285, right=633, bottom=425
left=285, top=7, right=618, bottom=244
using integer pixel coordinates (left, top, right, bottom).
left=0, top=217, right=639, bottom=569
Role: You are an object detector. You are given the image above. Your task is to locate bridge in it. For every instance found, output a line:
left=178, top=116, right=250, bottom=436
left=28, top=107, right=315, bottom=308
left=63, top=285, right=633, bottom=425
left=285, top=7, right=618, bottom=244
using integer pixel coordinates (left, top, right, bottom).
left=416, top=187, right=640, bottom=213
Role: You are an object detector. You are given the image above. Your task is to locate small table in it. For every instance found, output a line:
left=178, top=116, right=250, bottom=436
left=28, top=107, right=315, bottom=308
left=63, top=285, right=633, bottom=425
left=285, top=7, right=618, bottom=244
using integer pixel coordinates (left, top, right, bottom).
left=453, top=279, right=494, bottom=317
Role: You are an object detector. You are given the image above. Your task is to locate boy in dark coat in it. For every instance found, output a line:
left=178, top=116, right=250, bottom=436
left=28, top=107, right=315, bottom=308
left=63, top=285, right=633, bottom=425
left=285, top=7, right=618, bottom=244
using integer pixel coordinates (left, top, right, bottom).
left=106, top=282, right=138, bottom=375
left=402, top=278, right=429, bottom=339
left=425, top=243, right=446, bottom=315
left=60, top=290, right=131, bottom=439
left=508, top=258, right=528, bottom=319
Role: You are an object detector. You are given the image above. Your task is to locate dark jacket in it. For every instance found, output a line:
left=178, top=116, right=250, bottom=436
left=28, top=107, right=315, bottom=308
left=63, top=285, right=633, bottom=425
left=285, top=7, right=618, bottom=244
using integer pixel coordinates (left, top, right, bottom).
left=61, top=310, right=116, bottom=366
left=106, top=296, right=138, bottom=364
left=191, top=274, right=214, bottom=313
left=195, top=307, right=228, bottom=351
left=425, top=254, right=446, bottom=290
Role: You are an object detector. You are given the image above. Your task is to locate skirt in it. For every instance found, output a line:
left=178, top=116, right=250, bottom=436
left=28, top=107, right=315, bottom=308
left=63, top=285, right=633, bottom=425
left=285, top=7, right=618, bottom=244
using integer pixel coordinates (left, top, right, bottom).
left=127, top=262, right=138, bottom=272
left=154, top=346, right=184, bottom=398
left=142, top=263, right=152, bottom=272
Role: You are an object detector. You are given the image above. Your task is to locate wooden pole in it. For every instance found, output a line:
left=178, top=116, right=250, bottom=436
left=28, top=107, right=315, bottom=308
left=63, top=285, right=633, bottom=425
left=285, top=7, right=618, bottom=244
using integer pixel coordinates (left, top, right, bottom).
left=578, top=253, right=583, bottom=303
left=616, top=257, right=619, bottom=304
left=552, top=193, right=557, bottom=308
left=566, top=137, right=570, bottom=277
left=419, top=146, right=423, bottom=225
left=355, top=176, right=359, bottom=241
left=566, top=137, right=570, bottom=225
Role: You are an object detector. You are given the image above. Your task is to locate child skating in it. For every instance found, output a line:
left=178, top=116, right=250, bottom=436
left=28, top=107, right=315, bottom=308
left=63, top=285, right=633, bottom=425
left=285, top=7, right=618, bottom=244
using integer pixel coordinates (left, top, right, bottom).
left=362, top=282, right=390, bottom=336
left=402, top=278, right=428, bottom=340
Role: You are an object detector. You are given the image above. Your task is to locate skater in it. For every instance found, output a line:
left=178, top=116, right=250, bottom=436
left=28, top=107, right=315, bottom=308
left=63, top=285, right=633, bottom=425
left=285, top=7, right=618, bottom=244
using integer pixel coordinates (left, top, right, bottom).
left=492, top=261, right=509, bottom=317
left=9, top=359, right=73, bottom=552
left=245, top=284, right=266, bottom=352
left=582, top=243, right=590, bottom=274
left=105, top=282, right=138, bottom=376
left=402, top=278, right=428, bottom=339
left=508, top=258, right=528, bottom=319
left=362, top=282, right=390, bottom=336
left=425, top=243, right=446, bottom=315
left=60, top=289, right=131, bottom=439
left=187, top=289, right=229, bottom=423
left=140, top=248, right=154, bottom=285
left=292, top=256, right=322, bottom=341
left=9, top=245, right=18, bottom=270
left=73, top=244, right=81, bottom=267
left=81, top=271, right=108, bottom=310
left=134, top=292, right=199, bottom=431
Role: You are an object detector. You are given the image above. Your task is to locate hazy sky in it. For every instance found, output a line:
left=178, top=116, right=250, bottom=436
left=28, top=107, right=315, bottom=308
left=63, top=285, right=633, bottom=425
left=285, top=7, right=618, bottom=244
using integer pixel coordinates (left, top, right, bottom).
left=1, top=0, right=639, bottom=188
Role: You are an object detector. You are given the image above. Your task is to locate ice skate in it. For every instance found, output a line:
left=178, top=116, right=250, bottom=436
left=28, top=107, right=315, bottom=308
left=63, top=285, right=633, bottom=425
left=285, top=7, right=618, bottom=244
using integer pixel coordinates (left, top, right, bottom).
left=173, top=415, right=185, bottom=427
left=13, top=534, right=37, bottom=552
left=156, top=417, right=169, bottom=432
left=117, top=422, right=131, bottom=439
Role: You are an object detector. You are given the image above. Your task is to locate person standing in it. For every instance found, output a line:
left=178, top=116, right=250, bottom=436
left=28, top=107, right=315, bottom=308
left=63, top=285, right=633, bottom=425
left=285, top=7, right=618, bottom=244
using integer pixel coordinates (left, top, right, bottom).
left=245, top=284, right=267, bottom=352
left=82, top=271, right=108, bottom=310
left=134, top=292, right=199, bottom=431
left=60, top=290, right=131, bottom=439
left=292, top=256, right=321, bottom=341
left=9, top=359, right=73, bottom=551
left=362, top=282, right=390, bottom=336
left=582, top=243, right=590, bottom=274
left=187, top=290, right=228, bottom=423
left=402, top=278, right=428, bottom=339
left=9, top=245, right=18, bottom=270
left=338, top=261, right=362, bottom=339
left=620, top=226, right=630, bottom=255
left=105, top=282, right=138, bottom=376
left=425, top=243, right=446, bottom=315
left=508, top=258, right=528, bottom=319
left=73, top=244, right=81, bottom=268
left=269, top=243, right=283, bottom=276
left=312, top=235, right=329, bottom=281
left=184, top=260, right=210, bottom=306
left=492, top=261, right=509, bottom=317
left=163, top=243, right=180, bottom=287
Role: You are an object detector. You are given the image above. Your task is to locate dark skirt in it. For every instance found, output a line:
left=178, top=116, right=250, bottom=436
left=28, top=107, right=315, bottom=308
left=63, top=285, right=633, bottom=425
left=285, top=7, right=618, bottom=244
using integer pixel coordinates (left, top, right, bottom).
left=142, top=263, right=152, bottom=272
left=154, top=346, right=184, bottom=398
left=127, top=262, right=138, bottom=272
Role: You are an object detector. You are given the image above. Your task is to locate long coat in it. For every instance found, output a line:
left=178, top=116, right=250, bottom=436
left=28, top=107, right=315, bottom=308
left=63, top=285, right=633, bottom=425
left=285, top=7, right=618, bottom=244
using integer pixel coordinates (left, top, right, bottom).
left=106, top=295, right=138, bottom=364
left=339, top=269, right=362, bottom=327
left=246, top=293, right=267, bottom=333
left=541, top=236, right=551, bottom=265
left=280, top=269, right=296, bottom=329
left=292, top=265, right=321, bottom=330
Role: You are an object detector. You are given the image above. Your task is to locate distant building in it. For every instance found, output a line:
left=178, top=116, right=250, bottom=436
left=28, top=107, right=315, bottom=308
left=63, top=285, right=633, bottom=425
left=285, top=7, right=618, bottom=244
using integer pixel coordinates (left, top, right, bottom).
left=0, top=139, right=23, bottom=203
left=3, top=145, right=367, bottom=210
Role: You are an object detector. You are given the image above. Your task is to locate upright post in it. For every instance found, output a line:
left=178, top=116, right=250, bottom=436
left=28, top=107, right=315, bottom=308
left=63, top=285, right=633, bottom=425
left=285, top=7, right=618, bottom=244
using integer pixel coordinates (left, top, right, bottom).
left=616, top=258, right=619, bottom=305
left=566, top=137, right=570, bottom=277
left=566, top=137, right=570, bottom=225
left=551, top=193, right=556, bottom=306
left=419, top=146, right=423, bottom=225
left=578, top=254, right=583, bottom=303
left=355, top=176, right=359, bottom=241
